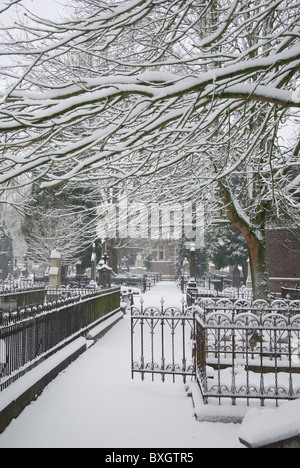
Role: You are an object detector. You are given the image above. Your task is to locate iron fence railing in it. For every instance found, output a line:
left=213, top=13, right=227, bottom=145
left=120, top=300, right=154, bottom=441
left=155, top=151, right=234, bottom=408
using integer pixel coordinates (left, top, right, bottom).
left=282, top=286, right=300, bottom=300
left=0, top=288, right=120, bottom=391
left=0, top=285, right=104, bottom=313
left=195, top=299, right=300, bottom=407
left=131, top=295, right=300, bottom=407
left=0, top=282, right=45, bottom=295
left=45, top=286, right=99, bottom=299
left=197, top=297, right=300, bottom=316
left=131, top=299, right=195, bottom=383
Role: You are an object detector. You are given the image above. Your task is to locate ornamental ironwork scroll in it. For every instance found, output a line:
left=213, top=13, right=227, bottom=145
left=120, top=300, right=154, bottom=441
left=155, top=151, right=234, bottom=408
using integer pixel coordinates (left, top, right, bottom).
left=131, top=298, right=196, bottom=382
left=195, top=306, right=300, bottom=406
left=131, top=296, right=300, bottom=407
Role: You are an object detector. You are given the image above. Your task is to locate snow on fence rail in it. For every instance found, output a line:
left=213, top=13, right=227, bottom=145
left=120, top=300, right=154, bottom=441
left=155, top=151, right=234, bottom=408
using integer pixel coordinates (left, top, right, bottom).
left=0, top=287, right=120, bottom=391
left=0, top=282, right=45, bottom=295
left=0, top=287, right=46, bottom=311
left=195, top=298, right=300, bottom=407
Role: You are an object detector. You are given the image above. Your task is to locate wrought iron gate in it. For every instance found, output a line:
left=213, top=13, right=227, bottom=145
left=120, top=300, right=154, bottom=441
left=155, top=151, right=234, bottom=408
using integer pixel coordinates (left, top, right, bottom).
left=131, top=299, right=196, bottom=382
left=131, top=296, right=300, bottom=406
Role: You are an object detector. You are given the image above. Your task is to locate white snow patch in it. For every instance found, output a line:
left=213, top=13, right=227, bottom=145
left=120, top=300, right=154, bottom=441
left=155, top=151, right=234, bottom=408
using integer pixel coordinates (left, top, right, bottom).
left=239, top=400, right=300, bottom=448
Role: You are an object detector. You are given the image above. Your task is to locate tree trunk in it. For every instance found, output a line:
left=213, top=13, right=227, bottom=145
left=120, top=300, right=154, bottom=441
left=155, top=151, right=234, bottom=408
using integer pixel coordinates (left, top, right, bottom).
left=106, top=237, right=119, bottom=274
left=246, top=231, right=270, bottom=300
left=218, top=181, right=270, bottom=300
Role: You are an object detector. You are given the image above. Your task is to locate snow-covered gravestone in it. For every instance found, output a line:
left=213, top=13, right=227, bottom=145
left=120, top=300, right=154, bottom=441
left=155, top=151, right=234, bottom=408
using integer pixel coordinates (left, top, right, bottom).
left=49, top=249, right=62, bottom=288
left=97, top=254, right=112, bottom=289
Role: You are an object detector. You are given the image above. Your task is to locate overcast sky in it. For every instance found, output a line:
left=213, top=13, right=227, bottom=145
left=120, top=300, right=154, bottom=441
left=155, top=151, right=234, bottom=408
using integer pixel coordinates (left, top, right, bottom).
left=0, top=0, right=298, bottom=145
left=1, top=0, right=68, bottom=24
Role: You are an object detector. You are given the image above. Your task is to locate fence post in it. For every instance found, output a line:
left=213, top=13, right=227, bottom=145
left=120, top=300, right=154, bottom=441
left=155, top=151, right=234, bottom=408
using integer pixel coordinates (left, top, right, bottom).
left=195, top=315, right=208, bottom=404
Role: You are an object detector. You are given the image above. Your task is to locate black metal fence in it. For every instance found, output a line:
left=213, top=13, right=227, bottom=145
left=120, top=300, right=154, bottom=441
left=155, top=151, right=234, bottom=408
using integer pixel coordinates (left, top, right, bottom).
left=0, top=287, right=120, bottom=391
left=195, top=298, right=300, bottom=407
left=113, top=273, right=162, bottom=294
left=131, top=299, right=195, bottom=383
left=282, top=286, right=300, bottom=300
left=0, top=286, right=46, bottom=311
left=131, top=296, right=300, bottom=407
left=179, top=275, right=236, bottom=295
left=0, top=281, right=45, bottom=294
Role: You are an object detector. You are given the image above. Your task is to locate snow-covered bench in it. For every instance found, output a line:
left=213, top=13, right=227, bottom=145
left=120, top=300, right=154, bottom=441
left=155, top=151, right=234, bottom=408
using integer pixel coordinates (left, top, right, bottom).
left=239, top=400, right=300, bottom=448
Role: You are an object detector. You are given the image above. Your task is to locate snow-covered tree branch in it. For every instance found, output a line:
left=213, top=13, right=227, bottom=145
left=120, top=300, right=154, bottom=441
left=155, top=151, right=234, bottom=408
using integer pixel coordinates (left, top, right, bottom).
left=0, top=0, right=298, bottom=188
left=0, top=0, right=22, bottom=15
left=0, top=0, right=298, bottom=298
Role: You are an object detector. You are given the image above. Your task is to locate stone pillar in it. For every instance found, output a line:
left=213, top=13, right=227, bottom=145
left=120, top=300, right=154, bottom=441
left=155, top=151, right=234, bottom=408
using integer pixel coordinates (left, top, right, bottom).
left=91, top=243, right=97, bottom=282
left=49, top=248, right=62, bottom=288
left=187, top=244, right=197, bottom=306
left=246, top=258, right=252, bottom=290
left=190, top=244, right=196, bottom=280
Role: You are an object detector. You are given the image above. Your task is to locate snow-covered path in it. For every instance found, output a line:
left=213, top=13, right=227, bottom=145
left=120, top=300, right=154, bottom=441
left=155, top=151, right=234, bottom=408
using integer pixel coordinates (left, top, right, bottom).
left=0, top=282, right=242, bottom=448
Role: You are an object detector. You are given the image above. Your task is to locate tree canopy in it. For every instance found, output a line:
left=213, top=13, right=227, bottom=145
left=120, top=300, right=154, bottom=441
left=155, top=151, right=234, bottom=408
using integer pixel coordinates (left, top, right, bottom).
left=0, top=0, right=298, bottom=189
left=0, top=0, right=299, bottom=297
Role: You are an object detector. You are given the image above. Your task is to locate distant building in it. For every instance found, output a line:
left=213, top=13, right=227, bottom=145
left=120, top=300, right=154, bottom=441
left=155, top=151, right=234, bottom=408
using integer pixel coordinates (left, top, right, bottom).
left=150, top=240, right=177, bottom=279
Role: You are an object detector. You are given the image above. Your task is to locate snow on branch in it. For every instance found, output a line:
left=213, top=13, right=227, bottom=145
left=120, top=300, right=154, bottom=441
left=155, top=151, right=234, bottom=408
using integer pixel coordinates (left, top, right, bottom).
left=0, top=0, right=22, bottom=15
left=0, top=0, right=298, bottom=189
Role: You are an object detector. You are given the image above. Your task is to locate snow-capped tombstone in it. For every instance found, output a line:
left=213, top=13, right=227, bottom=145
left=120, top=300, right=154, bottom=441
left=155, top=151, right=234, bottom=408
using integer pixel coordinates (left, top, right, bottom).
left=97, top=254, right=112, bottom=289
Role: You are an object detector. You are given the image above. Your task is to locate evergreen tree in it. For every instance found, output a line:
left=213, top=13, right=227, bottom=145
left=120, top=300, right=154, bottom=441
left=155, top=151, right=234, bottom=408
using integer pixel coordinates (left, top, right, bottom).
left=205, top=225, right=249, bottom=271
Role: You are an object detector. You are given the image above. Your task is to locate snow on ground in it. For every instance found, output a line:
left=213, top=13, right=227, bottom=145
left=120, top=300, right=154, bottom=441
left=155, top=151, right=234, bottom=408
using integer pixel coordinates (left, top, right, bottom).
left=239, top=400, right=300, bottom=448
left=0, top=282, right=243, bottom=449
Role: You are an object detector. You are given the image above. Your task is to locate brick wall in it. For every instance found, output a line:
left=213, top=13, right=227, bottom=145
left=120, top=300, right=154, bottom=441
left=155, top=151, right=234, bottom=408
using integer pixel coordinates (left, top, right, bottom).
left=266, top=229, right=300, bottom=293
